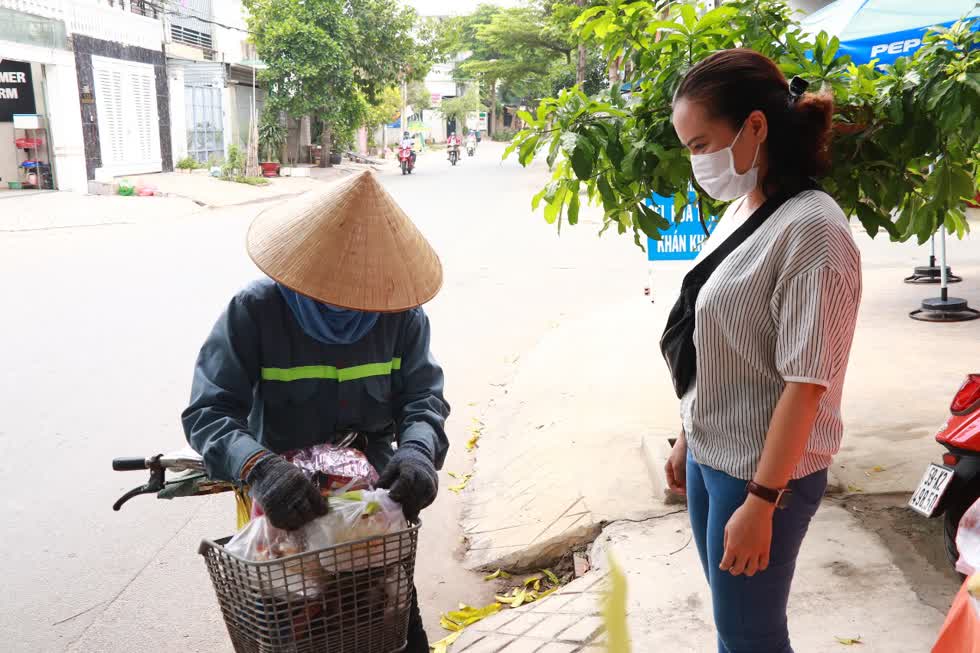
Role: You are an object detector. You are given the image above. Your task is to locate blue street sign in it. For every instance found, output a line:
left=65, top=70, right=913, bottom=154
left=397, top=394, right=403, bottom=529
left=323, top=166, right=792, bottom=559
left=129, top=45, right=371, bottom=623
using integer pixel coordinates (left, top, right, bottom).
left=646, top=191, right=717, bottom=262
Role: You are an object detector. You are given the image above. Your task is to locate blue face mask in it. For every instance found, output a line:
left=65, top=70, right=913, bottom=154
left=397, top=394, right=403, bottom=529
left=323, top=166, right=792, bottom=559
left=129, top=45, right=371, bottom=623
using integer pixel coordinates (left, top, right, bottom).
left=277, top=284, right=380, bottom=345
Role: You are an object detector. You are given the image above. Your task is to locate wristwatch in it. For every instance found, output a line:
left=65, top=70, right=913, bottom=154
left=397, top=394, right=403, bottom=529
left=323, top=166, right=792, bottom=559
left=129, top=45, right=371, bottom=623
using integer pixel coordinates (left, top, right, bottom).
left=746, top=481, right=793, bottom=509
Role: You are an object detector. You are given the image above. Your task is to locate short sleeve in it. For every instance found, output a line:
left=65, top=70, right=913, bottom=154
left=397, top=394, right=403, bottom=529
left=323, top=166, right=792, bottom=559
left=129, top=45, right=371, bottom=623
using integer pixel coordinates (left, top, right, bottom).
left=773, top=266, right=859, bottom=388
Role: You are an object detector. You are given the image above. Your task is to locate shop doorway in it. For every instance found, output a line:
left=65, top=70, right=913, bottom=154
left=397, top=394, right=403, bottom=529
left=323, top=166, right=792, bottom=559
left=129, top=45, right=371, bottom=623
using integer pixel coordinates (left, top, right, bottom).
left=185, top=84, right=224, bottom=164
left=1, top=58, right=54, bottom=194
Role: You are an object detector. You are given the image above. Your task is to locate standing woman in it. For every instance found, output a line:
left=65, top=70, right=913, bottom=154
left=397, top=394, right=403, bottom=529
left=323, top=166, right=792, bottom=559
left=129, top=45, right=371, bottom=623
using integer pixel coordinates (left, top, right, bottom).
left=662, top=49, right=862, bottom=652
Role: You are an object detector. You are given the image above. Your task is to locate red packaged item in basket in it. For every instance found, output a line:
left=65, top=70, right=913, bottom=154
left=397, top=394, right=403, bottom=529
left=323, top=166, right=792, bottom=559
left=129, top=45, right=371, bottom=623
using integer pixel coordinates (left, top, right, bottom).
left=283, top=443, right=379, bottom=495
left=248, top=443, right=380, bottom=520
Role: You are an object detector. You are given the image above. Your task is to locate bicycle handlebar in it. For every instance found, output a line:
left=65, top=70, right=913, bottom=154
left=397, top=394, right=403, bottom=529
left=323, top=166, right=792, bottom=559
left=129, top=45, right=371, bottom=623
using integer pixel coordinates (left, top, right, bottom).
left=112, top=457, right=149, bottom=471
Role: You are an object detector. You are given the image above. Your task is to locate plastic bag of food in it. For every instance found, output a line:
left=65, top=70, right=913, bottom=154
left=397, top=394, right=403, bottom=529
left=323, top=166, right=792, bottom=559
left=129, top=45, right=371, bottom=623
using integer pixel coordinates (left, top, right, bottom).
left=956, top=496, right=980, bottom=577
left=283, top=443, right=379, bottom=495
left=226, top=489, right=406, bottom=570
left=224, top=517, right=325, bottom=598
left=304, top=489, right=408, bottom=571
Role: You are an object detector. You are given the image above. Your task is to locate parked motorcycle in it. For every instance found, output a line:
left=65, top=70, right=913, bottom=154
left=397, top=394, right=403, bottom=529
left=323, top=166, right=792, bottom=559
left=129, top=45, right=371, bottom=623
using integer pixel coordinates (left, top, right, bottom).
left=398, top=146, right=415, bottom=175
left=448, top=144, right=460, bottom=166
left=909, top=374, right=980, bottom=566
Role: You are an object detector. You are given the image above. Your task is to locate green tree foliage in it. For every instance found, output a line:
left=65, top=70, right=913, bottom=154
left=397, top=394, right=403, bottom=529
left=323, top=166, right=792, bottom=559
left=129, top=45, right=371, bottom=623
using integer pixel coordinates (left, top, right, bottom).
left=437, top=2, right=607, bottom=135
left=440, top=87, right=481, bottom=134
left=364, top=87, right=403, bottom=134
left=245, top=0, right=431, bottom=166
left=509, top=0, right=979, bottom=245
left=408, top=80, right=433, bottom=114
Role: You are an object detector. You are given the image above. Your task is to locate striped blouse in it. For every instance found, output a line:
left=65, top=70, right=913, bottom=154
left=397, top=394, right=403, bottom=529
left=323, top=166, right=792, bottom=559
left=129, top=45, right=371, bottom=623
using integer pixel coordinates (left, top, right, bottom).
left=680, top=189, right=862, bottom=480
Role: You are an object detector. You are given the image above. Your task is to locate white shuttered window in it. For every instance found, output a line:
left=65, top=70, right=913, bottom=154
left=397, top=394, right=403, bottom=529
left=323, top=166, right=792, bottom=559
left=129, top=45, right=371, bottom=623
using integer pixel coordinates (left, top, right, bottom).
left=92, top=56, right=162, bottom=175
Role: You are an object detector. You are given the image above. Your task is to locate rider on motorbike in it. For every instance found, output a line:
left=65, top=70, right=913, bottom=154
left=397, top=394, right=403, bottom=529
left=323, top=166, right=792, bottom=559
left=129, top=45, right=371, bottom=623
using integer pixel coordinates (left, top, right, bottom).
left=400, top=130, right=416, bottom=166
left=447, top=132, right=461, bottom=160
left=466, top=132, right=477, bottom=152
left=181, top=171, right=448, bottom=652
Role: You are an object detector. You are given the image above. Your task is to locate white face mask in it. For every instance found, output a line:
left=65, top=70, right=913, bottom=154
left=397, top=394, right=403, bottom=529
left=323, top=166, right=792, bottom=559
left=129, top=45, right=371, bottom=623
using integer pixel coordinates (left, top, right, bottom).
left=690, top=122, right=760, bottom=201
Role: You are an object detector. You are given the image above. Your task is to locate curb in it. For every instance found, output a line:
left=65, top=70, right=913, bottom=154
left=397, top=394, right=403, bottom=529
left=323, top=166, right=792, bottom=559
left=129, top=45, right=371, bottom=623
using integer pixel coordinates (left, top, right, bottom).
left=641, top=433, right=687, bottom=506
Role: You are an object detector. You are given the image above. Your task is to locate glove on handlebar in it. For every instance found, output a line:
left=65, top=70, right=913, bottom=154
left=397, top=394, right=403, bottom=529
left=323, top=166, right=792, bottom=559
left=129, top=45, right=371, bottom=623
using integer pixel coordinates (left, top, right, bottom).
left=246, top=454, right=328, bottom=531
left=377, top=444, right=438, bottom=523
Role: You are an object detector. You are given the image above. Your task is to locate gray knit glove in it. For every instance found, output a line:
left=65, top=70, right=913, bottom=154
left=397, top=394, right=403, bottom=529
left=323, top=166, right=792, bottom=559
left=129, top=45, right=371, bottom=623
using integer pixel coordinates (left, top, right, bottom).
left=246, top=454, right=328, bottom=530
left=377, top=444, right=438, bottom=523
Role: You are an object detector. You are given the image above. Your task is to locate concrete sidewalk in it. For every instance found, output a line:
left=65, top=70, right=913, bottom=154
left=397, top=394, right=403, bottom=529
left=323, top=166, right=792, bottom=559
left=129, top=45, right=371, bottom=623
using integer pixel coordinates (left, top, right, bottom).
left=450, top=505, right=948, bottom=652
left=0, top=161, right=391, bottom=232
left=0, top=191, right=204, bottom=232
left=128, top=162, right=378, bottom=208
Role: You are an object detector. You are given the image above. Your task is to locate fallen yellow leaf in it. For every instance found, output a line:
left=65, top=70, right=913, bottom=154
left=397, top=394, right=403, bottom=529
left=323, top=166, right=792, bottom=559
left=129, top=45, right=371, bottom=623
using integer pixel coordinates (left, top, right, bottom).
left=448, top=473, right=473, bottom=494
left=512, top=589, right=527, bottom=608
left=439, top=603, right=501, bottom=632
left=439, top=614, right=461, bottom=631
left=523, top=574, right=543, bottom=587
left=835, top=636, right=863, bottom=645
left=430, top=630, right=461, bottom=652
left=541, top=568, right=560, bottom=584
left=483, top=569, right=512, bottom=581
left=603, top=552, right=631, bottom=653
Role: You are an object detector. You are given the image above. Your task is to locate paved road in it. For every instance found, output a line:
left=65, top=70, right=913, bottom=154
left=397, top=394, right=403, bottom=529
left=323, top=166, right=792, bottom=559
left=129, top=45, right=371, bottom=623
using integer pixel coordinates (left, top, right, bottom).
left=0, top=142, right=646, bottom=652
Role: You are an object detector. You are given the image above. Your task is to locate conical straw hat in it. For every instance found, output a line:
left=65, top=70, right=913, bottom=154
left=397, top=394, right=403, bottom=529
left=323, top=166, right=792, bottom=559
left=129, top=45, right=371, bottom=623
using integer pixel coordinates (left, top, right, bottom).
left=247, top=170, right=443, bottom=312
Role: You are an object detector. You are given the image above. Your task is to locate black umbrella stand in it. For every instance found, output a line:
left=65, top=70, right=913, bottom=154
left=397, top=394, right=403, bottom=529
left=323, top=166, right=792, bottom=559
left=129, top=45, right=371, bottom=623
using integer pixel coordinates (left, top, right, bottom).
left=905, top=233, right=963, bottom=284
left=909, top=228, right=978, bottom=322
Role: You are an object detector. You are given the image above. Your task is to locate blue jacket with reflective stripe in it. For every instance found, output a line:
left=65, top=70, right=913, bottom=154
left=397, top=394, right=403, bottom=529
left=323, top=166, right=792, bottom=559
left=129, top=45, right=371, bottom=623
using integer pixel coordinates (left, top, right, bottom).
left=181, top=278, right=450, bottom=483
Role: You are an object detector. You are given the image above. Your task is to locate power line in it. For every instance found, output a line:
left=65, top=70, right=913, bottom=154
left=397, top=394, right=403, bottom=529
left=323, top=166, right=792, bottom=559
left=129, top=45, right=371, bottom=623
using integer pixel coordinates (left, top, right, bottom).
left=135, top=0, right=253, bottom=34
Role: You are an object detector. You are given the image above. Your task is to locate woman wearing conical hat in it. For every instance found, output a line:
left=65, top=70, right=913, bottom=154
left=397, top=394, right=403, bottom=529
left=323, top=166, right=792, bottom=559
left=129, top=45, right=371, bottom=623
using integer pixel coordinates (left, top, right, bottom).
left=181, top=170, right=447, bottom=651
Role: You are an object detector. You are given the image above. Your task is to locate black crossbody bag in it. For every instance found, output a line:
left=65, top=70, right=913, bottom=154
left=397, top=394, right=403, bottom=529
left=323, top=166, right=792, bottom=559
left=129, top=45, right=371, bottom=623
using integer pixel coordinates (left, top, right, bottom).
left=659, top=183, right=816, bottom=399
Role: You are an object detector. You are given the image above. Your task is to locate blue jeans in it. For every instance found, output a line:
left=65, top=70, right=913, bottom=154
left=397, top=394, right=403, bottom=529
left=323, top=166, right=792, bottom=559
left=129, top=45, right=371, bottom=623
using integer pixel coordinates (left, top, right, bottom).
left=686, top=452, right=827, bottom=653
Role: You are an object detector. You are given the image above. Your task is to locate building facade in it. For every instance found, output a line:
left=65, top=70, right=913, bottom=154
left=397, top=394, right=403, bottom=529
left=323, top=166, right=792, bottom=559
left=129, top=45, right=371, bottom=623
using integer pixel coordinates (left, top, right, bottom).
left=0, top=0, right=264, bottom=191
left=165, top=0, right=268, bottom=165
left=0, top=0, right=169, bottom=190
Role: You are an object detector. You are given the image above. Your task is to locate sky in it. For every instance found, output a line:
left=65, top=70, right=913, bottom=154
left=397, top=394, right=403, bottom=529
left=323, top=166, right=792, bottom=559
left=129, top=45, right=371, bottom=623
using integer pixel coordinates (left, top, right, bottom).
left=405, top=0, right=523, bottom=17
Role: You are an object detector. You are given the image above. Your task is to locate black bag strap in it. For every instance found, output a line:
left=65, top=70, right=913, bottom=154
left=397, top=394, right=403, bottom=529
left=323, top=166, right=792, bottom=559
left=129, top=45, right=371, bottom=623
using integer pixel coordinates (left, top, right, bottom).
left=682, top=181, right=817, bottom=287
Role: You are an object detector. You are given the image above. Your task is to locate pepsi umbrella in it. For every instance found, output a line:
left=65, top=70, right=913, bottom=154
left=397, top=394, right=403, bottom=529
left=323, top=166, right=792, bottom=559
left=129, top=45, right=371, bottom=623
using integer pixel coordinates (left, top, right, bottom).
left=800, top=0, right=979, bottom=65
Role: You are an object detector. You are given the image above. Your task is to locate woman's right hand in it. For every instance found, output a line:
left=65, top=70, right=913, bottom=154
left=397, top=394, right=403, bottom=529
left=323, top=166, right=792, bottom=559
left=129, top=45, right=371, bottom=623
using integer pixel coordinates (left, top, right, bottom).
left=665, top=433, right=687, bottom=495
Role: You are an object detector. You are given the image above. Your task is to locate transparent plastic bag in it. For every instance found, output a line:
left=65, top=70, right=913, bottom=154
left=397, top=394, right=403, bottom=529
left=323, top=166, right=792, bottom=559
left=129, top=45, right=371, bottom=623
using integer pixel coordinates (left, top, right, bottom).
left=226, top=489, right=406, bottom=570
left=305, top=490, right=408, bottom=572
left=955, top=496, right=980, bottom=577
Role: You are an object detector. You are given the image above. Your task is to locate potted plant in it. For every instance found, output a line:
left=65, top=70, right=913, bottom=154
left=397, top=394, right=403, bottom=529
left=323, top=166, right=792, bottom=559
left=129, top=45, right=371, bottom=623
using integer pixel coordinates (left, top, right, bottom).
left=175, top=156, right=199, bottom=173
left=258, top=110, right=286, bottom=177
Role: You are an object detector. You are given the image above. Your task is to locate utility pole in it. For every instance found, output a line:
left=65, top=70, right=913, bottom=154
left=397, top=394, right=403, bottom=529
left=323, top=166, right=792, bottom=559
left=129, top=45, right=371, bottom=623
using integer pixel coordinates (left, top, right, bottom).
left=576, top=0, right=586, bottom=85
left=401, top=79, right=408, bottom=136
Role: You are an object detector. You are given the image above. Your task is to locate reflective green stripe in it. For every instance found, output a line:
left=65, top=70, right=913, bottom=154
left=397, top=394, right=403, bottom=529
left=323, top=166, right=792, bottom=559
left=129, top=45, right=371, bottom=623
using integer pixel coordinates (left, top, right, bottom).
left=261, top=358, right=402, bottom=383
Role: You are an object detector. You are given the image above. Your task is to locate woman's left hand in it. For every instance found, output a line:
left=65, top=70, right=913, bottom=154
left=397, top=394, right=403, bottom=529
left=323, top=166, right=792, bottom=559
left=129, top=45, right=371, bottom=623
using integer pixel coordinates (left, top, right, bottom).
left=720, top=496, right=775, bottom=576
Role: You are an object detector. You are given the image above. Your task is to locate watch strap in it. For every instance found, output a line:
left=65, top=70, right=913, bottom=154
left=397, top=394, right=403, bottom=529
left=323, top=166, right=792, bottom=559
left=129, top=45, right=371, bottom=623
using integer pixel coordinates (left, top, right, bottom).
left=747, top=481, right=792, bottom=508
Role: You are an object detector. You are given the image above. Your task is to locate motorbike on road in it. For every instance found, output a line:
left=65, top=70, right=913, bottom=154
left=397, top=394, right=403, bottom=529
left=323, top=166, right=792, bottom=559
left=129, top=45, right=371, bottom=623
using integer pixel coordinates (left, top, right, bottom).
left=447, top=144, right=460, bottom=166
left=112, top=447, right=420, bottom=653
left=466, top=141, right=475, bottom=157
left=908, top=373, right=980, bottom=567
left=398, top=146, right=415, bottom=175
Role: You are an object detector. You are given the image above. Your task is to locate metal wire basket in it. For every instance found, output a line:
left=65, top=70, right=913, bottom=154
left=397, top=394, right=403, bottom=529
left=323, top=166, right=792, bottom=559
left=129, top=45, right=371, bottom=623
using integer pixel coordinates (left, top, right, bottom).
left=199, top=524, right=419, bottom=653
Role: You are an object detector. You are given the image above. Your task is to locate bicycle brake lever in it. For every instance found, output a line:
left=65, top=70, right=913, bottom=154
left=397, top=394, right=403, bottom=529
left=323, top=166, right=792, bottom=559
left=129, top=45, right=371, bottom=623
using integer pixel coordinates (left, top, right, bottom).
left=112, top=456, right=166, bottom=511
left=112, top=484, right=156, bottom=511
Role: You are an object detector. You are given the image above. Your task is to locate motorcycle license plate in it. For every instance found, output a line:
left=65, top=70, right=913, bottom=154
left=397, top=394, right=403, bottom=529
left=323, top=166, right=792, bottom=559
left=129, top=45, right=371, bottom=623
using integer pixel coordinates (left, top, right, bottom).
left=908, top=463, right=954, bottom=517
